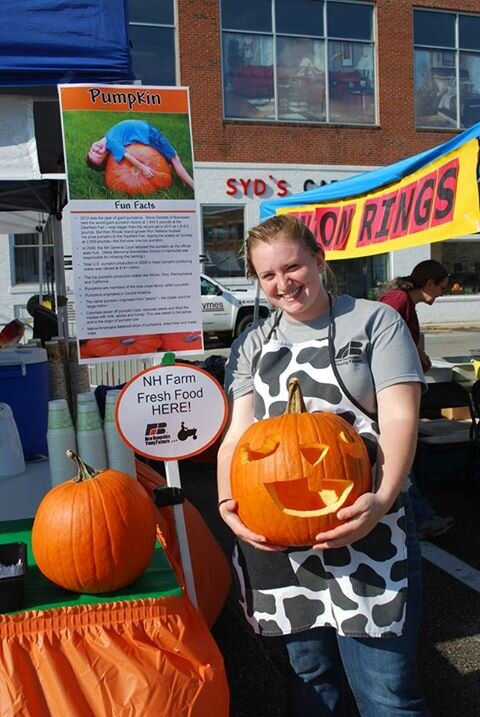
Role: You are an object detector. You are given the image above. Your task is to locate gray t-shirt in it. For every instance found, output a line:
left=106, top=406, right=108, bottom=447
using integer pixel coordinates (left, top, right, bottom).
left=224, top=294, right=425, bottom=416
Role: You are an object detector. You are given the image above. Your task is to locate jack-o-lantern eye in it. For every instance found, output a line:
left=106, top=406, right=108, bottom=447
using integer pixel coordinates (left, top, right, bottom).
left=299, top=444, right=329, bottom=465
left=339, top=430, right=364, bottom=459
left=240, top=433, right=281, bottom=463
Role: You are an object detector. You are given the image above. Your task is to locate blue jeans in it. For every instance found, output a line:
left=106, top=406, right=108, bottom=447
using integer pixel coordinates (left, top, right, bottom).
left=408, top=473, right=435, bottom=527
left=283, top=500, right=430, bottom=716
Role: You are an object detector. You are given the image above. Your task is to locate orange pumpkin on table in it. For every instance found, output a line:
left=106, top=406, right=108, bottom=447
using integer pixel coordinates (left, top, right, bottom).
left=32, top=451, right=157, bottom=594
left=231, top=378, right=371, bottom=546
left=80, top=334, right=163, bottom=358
left=105, top=143, right=172, bottom=195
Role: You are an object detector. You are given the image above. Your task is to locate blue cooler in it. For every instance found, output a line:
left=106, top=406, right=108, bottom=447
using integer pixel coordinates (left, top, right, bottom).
left=0, top=347, right=48, bottom=459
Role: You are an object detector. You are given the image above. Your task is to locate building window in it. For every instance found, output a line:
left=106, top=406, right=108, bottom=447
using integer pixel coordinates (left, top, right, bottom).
left=431, top=238, right=480, bottom=294
left=127, top=0, right=176, bottom=86
left=414, top=9, right=480, bottom=130
left=201, top=205, right=246, bottom=278
left=221, top=0, right=375, bottom=125
left=331, top=253, right=388, bottom=299
left=11, top=234, right=54, bottom=286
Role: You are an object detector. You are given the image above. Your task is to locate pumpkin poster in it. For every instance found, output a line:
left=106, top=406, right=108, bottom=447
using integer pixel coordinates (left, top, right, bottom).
left=58, top=84, right=203, bottom=362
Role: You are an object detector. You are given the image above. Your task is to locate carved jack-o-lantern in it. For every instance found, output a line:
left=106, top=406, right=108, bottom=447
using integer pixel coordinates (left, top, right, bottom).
left=231, top=378, right=371, bottom=546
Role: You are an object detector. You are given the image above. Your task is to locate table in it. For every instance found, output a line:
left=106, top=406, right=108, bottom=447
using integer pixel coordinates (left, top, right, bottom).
left=427, top=358, right=476, bottom=419
left=428, top=358, right=476, bottom=384
left=0, top=518, right=229, bottom=716
left=0, top=457, right=232, bottom=627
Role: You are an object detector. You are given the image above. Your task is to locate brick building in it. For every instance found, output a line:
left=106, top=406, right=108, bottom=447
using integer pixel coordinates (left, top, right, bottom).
left=184, top=0, right=480, bottom=325
left=1, top=0, right=480, bottom=329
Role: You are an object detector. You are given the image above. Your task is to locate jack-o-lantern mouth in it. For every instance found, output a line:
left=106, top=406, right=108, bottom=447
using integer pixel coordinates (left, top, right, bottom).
left=265, top=477, right=354, bottom=517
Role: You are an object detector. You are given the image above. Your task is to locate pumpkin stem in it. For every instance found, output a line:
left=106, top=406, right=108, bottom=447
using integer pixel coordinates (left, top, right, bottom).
left=66, top=449, right=101, bottom=482
left=286, top=378, right=308, bottom=414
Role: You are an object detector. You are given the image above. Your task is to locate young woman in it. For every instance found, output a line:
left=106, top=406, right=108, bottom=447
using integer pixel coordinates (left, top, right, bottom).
left=378, top=260, right=450, bottom=372
left=217, top=215, right=430, bottom=716
left=378, top=261, right=454, bottom=540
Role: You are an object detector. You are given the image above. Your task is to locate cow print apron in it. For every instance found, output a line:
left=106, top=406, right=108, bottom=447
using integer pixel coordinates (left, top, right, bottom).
left=232, top=308, right=408, bottom=638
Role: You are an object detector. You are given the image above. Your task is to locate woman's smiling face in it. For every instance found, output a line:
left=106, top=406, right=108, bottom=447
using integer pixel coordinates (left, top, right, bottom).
left=251, top=233, right=326, bottom=322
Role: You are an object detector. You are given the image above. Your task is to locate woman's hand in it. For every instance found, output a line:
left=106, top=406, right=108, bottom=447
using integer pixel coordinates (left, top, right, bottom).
left=311, top=492, right=388, bottom=550
left=219, top=499, right=288, bottom=552
left=312, top=382, right=420, bottom=550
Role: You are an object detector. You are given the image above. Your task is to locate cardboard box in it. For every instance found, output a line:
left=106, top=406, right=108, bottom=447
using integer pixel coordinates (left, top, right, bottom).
left=440, top=407, right=472, bottom=420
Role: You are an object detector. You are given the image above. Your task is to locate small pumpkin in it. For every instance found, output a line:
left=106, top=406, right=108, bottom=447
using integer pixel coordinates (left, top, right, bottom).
left=32, top=451, right=157, bottom=593
left=79, top=334, right=163, bottom=359
left=105, top=142, right=172, bottom=196
left=230, top=378, right=371, bottom=546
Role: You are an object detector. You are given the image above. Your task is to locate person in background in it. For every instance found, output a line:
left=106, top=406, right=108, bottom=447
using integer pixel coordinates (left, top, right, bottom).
left=378, top=260, right=450, bottom=372
left=218, top=215, right=430, bottom=716
left=378, top=260, right=454, bottom=539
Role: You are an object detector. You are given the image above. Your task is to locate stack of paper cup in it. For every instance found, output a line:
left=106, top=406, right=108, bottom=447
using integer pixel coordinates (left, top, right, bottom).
left=76, top=394, right=107, bottom=470
left=47, top=399, right=76, bottom=486
left=76, top=391, right=98, bottom=412
left=104, top=390, right=136, bottom=477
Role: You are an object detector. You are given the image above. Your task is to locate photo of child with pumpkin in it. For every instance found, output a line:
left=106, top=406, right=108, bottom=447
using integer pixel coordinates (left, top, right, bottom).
left=86, top=118, right=195, bottom=190
left=217, top=215, right=430, bottom=715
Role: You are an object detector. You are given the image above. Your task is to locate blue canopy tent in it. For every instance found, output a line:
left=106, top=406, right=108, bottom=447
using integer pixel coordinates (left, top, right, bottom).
left=0, top=0, right=133, bottom=86
left=0, top=0, right=134, bottom=336
left=0, top=0, right=133, bottom=216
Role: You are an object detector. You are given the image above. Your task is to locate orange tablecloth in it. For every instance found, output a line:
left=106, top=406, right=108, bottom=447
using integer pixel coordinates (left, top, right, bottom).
left=0, top=458, right=232, bottom=716
left=0, top=596, right=229, bottom=716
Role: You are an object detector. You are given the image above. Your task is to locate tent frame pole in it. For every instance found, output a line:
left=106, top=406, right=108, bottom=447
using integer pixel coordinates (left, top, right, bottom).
left=51, top=213, right=69, bottom=342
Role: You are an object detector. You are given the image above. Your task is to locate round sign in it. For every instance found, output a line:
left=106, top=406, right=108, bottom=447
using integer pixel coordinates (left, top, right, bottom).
left=115, top=363, right=228, bottom=460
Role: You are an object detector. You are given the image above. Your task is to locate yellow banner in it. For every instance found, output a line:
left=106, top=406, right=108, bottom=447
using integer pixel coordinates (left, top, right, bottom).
left=277, top=138, right=480, bottom=259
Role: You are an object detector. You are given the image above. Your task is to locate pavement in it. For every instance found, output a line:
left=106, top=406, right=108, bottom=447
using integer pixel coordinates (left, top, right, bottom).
left=176, top=330, right=480, bottom=717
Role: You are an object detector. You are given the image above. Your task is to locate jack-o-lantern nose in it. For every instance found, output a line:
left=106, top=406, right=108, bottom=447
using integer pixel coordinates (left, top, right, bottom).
left=299, top=444, right=329, bottom=491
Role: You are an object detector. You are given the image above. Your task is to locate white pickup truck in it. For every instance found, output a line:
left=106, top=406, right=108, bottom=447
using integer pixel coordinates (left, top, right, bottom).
left=201, top=274, right=271, bottom=342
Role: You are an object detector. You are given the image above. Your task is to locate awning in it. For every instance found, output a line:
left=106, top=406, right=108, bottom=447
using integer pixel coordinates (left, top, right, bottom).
left=260, top=122, right=480, bottom=259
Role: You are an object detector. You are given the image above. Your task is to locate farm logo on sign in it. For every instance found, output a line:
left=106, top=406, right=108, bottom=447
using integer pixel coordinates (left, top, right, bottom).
left=145, top=422, right=170, bottom=446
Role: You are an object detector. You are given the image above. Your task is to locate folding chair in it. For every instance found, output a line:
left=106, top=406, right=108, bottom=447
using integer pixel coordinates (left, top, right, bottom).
left=413, top=381, right=477, bottom=485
